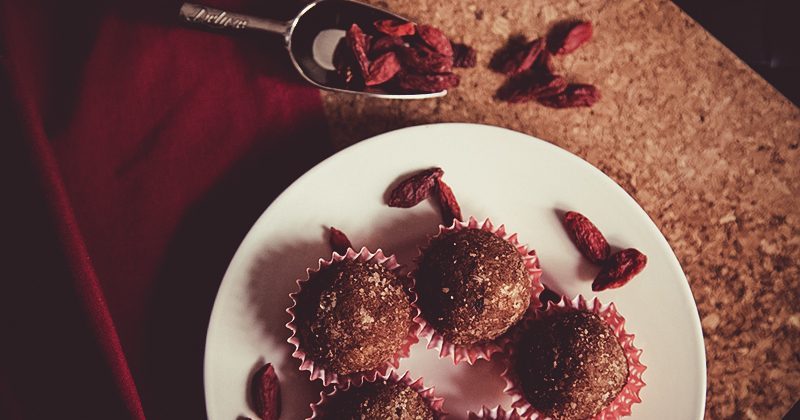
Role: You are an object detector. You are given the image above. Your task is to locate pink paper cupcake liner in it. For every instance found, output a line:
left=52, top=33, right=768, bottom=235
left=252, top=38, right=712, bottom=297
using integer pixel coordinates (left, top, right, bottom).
left=286, top=246, right=424, bottom=387
left=468, top=405, right=528, bottom=420
left=308, top=370, right=446, bottom=419
left=413, top=217, right=544, bottom=365
left=502, top=295, right=646, bottom=419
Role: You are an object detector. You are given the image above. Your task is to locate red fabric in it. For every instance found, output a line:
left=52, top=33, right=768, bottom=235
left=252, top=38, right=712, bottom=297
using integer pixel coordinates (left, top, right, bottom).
left=1, top=0, right=331, bottom=418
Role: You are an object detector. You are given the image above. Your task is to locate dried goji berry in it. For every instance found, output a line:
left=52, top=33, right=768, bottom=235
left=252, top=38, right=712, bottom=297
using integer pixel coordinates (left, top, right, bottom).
left=534, top=49, right=554, bottom=75
left=365, top=51, right=401, bottom=86
left=491, top=35, right=525, bottom=71
left=497, top=72, right=567, bottom=103
left=490, top=35, right=544, bottom=75
left=333, top=39, right=358, bottom=85
left=417, top=24, right=453, bottom=56
left=451, top=42, right=477, bottom=68
left=435, top=178, right=462, bottom=224
left=396, top=72, right=459, bottom=93
left=337, top=20, right=467, bottom=93
left=547, top=20, right=593, bottom=55
left=346, top=24, right=371, bottom=78
left=503, top=38, right=546, bottom=76
left=387, top=167, right=444, bottom=208
left=538, top=83, right=600, bottom=108
left=329, top=227, right=353, bottom=254
left=398, top=45, right=453, bottom=74
left=251, top=363, right=281, bottom=420
left=370, top=36, right=405, bottom=57
left=562, top=211, right=610, bottom=263
left=374, top=19, right=416, bottom=37
left=592, top=248, right=647, bottom=291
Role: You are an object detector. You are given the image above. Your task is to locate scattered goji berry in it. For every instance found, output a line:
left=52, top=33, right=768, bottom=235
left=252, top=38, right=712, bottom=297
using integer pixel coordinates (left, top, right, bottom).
left=547, top=20, right=593, bottom=55
left=387, top=167, right=444, bottom=208
left=562, top=211, right=610, bottom=264
left=592, top=248, right=647, bottom=291
left=451, top=42, right=477, bottom=68
left=435, top=178, right=462, bottom=224
left=497, top=72, right=567, bottom=103
left=501, top=38, right=546, bottom=76
left=251, top=363, right=280, bottom=420
left=534, top=49, right=554, bottom=75
left=329, top=227, right=353, bottom=254
left=538, top=83, right=601, bottom=108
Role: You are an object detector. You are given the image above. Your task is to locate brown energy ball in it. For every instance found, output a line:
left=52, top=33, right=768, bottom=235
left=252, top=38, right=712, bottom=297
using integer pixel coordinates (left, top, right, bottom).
left=415, top=228, right=531, bottom=345
left=513, top=311, right=628, bottom=420
left=322, top=381, right=435, bottom=420
left=295, top=259, right=414, bottom=375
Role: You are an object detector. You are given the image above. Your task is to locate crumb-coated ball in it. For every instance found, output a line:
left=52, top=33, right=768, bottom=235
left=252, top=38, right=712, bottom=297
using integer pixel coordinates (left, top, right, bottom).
left=513, top=311, right=628, bottom=420
left=295, top=259, right=414, bottom=375
left=323, top=380, right=435, bottom=420
left=416, top=228, right=531, bottom=345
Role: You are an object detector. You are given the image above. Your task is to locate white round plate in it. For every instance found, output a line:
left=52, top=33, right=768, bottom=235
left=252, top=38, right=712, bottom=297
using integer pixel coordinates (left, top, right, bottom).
left=204, top=123, right=706, bottom=420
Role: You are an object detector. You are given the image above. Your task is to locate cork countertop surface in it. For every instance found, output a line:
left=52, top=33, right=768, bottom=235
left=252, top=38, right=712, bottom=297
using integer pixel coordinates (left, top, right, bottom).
left=319, top=0, right=800, bottom=418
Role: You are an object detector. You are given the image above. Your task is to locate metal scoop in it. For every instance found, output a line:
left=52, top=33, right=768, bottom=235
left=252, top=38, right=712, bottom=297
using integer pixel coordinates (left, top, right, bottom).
left=179, top=0, right=447, bottom=99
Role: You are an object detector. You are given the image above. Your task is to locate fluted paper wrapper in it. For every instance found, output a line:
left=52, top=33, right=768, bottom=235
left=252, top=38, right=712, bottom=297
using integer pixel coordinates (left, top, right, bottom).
left=308, top=370, right=445, bottom=419
left=467, top=405, right=529, bottom=420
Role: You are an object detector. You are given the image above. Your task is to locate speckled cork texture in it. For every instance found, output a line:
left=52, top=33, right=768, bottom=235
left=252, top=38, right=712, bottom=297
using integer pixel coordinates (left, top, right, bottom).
left=320, top=1, right=800, bottom=417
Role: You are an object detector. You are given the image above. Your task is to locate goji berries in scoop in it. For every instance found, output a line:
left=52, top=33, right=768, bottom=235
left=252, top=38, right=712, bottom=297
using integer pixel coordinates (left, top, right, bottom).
left=417, top=24, right=454, bottom=56
left=374, top=19, right=416, bottom=37
left=333, top=20, right=472, bottom=93
left=345, top=24, right=371, bottom=77
left=365, top=51, right=401, bottom=86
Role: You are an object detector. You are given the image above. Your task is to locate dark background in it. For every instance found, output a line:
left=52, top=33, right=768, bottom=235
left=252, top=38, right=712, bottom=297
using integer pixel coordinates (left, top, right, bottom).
left=672, top=0, right=799, bottom=106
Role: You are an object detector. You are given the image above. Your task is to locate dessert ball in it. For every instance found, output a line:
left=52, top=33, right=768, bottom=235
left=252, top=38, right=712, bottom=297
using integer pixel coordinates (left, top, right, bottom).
left=322, top=380, right=436, bottom=420
left=416, top=228, right=532, bottom=344
left=513, top=311, right=628, bottom=419
left=294, top=259, right=414, bottom=375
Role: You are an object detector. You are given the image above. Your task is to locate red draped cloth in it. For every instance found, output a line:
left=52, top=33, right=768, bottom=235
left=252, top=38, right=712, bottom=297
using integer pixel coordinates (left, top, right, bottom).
left=1, top=1, right=331, bottom=418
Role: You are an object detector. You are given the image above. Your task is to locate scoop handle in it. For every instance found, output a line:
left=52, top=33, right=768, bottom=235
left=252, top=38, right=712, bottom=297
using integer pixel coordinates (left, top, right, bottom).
left=179, top=3, right=290, bottom=38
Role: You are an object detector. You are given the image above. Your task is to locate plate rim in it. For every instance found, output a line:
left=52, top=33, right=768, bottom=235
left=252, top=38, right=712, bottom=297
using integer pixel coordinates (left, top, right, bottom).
left=203, top=122, right=708, bottom=419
